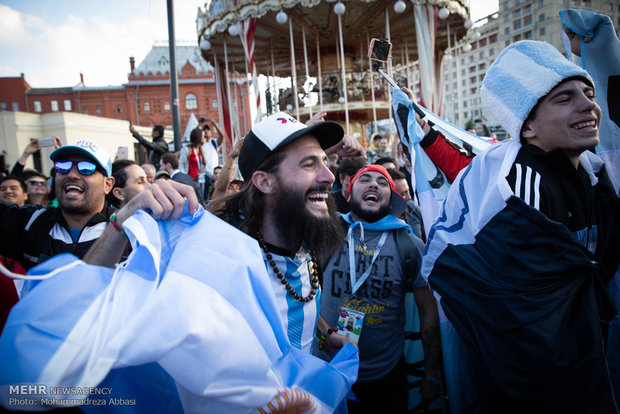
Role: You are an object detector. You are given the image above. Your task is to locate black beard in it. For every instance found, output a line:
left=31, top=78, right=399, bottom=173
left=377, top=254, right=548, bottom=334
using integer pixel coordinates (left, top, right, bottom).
left=350, top=197, right=391, bottom=223
left=271, top=184, right=344, bottom=257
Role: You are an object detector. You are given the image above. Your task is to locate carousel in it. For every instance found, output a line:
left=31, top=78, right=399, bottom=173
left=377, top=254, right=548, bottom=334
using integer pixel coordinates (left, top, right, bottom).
left=196, top=0, right=473, bottom=147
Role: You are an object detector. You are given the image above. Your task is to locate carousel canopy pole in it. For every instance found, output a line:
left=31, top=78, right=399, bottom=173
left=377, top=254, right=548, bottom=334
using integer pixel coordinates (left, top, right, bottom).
left=367, top=31, right=378, bottom=133
left=302, top=27, right=312, bottom=117
left=270, top=41, right=277, bottom=113
left=166, top=0, right=181, bottom=150
left=224, top=40, right=236, bottom=149
left=316, top=32, right=324, bottom=111
left=385, top=8, right=394, bottom=149
left=336, top=8, right=350, bottom=135
left=288, top=19, right=300, bottom=119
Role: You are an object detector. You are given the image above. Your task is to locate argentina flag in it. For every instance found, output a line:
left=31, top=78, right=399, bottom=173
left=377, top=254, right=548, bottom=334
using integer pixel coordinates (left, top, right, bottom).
left=0, top=205, right=358, bottom=413
left=391, top=87, right=490, bottom=237
left=422, top=139, right=617, bottom=411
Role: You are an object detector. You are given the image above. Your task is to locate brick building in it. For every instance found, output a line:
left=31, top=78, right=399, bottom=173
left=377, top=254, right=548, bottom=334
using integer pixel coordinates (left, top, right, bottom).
left=0, top=44, right=250, bottom=140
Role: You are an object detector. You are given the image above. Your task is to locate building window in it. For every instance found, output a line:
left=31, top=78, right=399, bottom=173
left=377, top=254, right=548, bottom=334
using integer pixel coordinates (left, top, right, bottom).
left=503, top=1, right=509, bottom=11
left=514, top=20, right=522, bottom=29
left=51, top=100, right=59, bottom=112
left=96, top=105, right=102, bottom=114
left=478, top=63, right=486, bottom=70
left=64, top=100, right=72, bottom=111
left=144, top=102, right=150, bottom=112
left=164, top=101, right=170, bottom=111
left=514, top=34, right=522, bottom=42
left=480, top=38, right=487, bottom=47
left=34, top=101, right=42, bottom=112
left=463, top=101, right=468, bottom=108
left=470, top=87, right=477, bottom=94
left=185, top=93, right=197, bottom=110
left=505, top=27, right=510, bottom=35
left=489, top=48, right=495, bottom=56
left=514, top=9, right=521, bottom=17
left=524, top=15, right=532, bottom=25
left=479, top=74, right=485, bottom=81
left=539, top=27, right=546, bottom=36
left=524, top=4, right=532, bottom=12
left=462, top=80, right=466, bottom=87
left=212, top=99, right=218, bottom=108
left=479, top=51, right=485, bottom=59
left=83, top=106, right=89, bottom=114
left=505, top=40, right=510, bottom=47
left=12, top=101, right=19, bottom=111
left=117, top=105, right=123, bottom=114
left=489, top=34, right=498, bottom=43
left=469, top=66, right=476, bottom=73
left=469, top=76, right=476, bottom=84
left=524, top=30, right=532, bottom=39
left=515, top=0, right=520, bottom=5
left=469, top=55, right=474, bottom=62
left=539, top=13, right=545, bottom=21
left=0, top=102, right=6, bottom=111
left=538, top=0, right=545, bottom=7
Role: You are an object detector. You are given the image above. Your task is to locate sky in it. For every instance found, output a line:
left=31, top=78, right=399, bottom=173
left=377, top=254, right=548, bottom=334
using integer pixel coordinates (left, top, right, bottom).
left=0, top=0, right=499, bottom=88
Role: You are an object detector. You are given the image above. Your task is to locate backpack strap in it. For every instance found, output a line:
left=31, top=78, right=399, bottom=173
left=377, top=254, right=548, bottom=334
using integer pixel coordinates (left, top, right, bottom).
left=395, top=227, right=418, bottom=292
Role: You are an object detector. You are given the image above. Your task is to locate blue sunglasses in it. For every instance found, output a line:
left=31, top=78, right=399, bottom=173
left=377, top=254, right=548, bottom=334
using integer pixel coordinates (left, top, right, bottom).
left=54, top=160, right=99, bottom=176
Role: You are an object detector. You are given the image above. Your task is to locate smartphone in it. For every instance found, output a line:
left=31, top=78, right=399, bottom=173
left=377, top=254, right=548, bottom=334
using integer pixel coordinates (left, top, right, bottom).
left=368, top=38, right=392, bottom=62
left=37, top=137, right=56, bottom=147
left=117, top=146, right=129, bottom=160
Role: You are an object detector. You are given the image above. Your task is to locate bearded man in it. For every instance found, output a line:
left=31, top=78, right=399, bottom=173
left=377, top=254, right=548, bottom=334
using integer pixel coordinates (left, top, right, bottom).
left=212, top=112, right=362, bottom=351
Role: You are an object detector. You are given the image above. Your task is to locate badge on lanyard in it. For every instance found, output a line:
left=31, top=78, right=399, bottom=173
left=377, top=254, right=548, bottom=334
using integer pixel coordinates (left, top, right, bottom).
left=337, top=307, right=365, bottom=344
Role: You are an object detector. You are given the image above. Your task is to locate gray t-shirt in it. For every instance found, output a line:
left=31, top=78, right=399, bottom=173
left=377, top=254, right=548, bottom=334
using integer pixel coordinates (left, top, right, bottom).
left=317, top=227, right=426, bottom=382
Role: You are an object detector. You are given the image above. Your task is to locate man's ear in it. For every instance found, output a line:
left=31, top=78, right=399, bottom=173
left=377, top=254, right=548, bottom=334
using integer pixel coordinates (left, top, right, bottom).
left=103, top=176, right=115, bottom=195
left=252, top=171, right=277, bottom=195
left=521, top=119, right=536, bottom=140
left=112, top=186, right=124, bottom=201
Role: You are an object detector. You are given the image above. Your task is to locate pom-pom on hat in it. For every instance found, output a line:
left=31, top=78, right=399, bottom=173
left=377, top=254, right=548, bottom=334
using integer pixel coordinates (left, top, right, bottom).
left=238, top=112, right=344, bottom=181
left=481, top=40, right=593, bottom=140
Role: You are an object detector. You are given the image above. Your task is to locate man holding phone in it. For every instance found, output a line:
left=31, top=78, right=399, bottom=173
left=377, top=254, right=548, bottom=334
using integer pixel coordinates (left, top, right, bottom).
left=129, top=123, right=168, bottom=171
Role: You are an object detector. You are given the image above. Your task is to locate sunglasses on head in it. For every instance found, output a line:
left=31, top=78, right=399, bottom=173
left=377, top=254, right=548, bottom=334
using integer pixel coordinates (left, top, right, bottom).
left=54, top=160, right=99, bottom=176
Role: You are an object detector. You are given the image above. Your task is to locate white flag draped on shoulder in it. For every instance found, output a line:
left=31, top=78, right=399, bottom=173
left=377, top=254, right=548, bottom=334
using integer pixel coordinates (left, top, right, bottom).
left=0, top=205, right=358, bottom=413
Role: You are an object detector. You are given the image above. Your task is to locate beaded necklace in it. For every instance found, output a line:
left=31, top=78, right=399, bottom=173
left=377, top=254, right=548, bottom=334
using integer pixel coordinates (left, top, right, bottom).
left=257, top=233, right=319, bottom=303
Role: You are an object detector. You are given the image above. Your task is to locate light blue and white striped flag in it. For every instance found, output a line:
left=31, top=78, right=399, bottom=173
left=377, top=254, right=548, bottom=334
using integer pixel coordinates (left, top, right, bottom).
left=391, top=87, right=491, bottom=236
left=0, top=205, right=358, bottom=413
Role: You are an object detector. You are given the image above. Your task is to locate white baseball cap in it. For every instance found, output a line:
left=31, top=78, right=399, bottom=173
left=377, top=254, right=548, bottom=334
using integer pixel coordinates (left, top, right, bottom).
left=238, top=112, right=344, bottom=181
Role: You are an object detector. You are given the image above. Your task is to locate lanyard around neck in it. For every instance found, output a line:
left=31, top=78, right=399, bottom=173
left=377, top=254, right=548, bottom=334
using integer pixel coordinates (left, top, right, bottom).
left=347, top=224, right=388, bottom=295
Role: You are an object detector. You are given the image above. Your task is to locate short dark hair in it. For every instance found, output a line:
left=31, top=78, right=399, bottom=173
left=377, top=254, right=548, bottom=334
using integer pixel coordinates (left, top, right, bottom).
left=108, top=160, right=138, bottom=207
left=372, top=134, right=383, bottom=142
left=338, top=157, right=366, bottom=178
left=0, top=175, right=27, bottom=193
left=153, top=125, right=164, bottom=137
left=23, top=169, right=47, bottom=182
left=161, top=152, right=178, bottom=169
left=386, top=168, right=405, bottom=181
left=374, top=156, right=396, bottom=167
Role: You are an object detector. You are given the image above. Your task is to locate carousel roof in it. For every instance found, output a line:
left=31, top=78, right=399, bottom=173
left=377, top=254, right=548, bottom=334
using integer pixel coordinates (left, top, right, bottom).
left=197, top=0, right=471, bottom=76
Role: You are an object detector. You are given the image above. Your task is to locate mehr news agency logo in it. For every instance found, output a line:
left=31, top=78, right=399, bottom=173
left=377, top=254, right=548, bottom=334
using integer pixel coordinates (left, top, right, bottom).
left=7, top=384, right=136, bottom=408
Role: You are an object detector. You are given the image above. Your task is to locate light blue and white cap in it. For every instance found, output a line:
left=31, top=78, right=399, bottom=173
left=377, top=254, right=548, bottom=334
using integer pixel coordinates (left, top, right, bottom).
left=481, top=40, right=593, bottom=140
left=50, top=139, right=112, bottom=176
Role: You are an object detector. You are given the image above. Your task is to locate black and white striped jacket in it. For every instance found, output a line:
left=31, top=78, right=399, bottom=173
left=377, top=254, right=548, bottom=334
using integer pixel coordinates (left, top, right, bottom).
left=0, top=202, right=116, bottom=270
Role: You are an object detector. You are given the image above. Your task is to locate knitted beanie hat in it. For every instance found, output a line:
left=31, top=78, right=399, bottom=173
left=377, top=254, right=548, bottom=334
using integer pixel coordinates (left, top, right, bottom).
left=481, top=40, right=593, bottom=140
